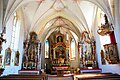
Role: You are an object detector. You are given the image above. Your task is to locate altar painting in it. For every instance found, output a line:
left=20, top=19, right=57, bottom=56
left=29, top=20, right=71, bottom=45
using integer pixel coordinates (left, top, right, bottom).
left=104, top=43, right=119, bottom=64
left=0, top=55, right=2, bottom=66
left=5, top=48, right=11, bottom=65
left=14, top=51, right=20, bottom=66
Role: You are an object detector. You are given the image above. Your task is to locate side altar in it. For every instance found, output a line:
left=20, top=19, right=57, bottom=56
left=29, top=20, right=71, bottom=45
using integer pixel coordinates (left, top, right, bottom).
left=21, top=32, right=40, bottom=71
left=79, top=31, right=101, bottom=72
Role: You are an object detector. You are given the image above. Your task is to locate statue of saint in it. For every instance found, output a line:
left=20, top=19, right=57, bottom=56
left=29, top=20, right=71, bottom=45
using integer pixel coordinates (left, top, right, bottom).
left=5, top=48, right=11, bottom=65
left=15, top=51, right=20, bottom=66
left=0, top=33, right=6, bottom=54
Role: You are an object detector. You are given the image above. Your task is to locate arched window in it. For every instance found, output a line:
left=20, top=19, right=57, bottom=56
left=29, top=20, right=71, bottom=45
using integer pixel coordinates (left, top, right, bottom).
left=100, top=11, right=105, bottom=24
left=10, top=12, right=20, bottom=50
left=66, top=33, right=69, bottom=41
left=70, top=39, right=75, bottom=59
left=45, top=40, right=49, bottom=58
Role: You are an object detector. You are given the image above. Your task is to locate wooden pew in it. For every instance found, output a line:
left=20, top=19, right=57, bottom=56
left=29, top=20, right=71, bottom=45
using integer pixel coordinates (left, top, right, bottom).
left=75, top=73, right=120, bottom=80
left=48, top=74, right=74, bottom=80
left=0, top=74, right=47, bottom=80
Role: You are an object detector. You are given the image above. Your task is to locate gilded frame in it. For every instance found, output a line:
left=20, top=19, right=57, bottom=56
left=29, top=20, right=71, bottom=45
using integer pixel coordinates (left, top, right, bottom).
left=104, top=43, right=119, bottom=64
left=0, top=55, right=2, bottom=66
left=5, top=48, right=11, bottom=66
left=14, top=51, right=20, bottom=66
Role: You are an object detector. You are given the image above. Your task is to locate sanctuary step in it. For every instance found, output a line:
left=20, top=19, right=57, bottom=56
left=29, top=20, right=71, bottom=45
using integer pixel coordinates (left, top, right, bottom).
left=51, top=66, right=70, bottom=75
left=18, top=70, right=40, bottom=75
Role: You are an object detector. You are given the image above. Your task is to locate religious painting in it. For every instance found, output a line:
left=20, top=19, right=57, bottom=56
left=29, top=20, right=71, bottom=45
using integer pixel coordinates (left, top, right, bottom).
left=0, top=33, right=6, bottom=54
left=55, top=46, right=65, bottom=58
left=81, top=31, right=91, bottom=43
left=0, top=39, right=2, bottom=54
left=5, top=47, right=11, bottom=65
left=14, top=51, right=20, bottom=66
left=57, top=36, right=63, bottom=42
left=30, top=31, right=37, bottom=42
left=104, top=43, right=119, bottom=64
left=0, top=55, right=2, bottom=66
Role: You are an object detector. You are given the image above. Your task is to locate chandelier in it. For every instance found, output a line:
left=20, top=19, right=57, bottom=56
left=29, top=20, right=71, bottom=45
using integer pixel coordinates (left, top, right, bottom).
left=97, top=14, right=113, bottom=36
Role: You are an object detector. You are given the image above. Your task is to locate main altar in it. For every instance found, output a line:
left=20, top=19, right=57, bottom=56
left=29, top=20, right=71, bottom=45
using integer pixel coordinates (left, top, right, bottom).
left=20, top=31, right=100, bottom=74
left=50, top=32, right=69, bottom=75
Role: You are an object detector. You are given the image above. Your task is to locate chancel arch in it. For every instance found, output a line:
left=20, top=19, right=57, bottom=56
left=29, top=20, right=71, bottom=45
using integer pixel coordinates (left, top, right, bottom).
left=37, top=16, right=82, bottom=43
left=33, top=11, right=88, bottom=37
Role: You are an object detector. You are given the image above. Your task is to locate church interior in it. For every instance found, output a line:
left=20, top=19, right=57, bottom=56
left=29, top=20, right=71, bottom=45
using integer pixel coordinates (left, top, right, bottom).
left=0, top=0, right=120, bottom=80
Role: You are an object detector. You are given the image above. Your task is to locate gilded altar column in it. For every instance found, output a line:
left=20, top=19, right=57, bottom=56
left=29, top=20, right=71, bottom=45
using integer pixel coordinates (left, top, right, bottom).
left=53, top=48, right=56, bottom=59
left=66, top=48, right=69, bottom=60
left=37, top=42, right=41, bottom=69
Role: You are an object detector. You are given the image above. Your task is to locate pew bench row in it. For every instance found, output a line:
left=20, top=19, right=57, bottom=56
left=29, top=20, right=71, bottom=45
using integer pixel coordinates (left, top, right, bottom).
left=0, top=74, right=47, bottom=80
left=75, top=73, right=120, bottom=80
left=0, top=73, right=120, bottom=80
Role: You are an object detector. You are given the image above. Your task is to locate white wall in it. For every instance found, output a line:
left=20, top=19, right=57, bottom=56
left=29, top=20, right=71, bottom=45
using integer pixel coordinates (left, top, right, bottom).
left=114, top=0, right=120, bottom=58
left=100, top=0, right=120, bottom=75
left=94, top=2, right=120, bottom=75
left=2, top=8, right=24, bottom=75
left=2, top=14, right=14, bottom=75
left=0, top=0, right=3, bottom=32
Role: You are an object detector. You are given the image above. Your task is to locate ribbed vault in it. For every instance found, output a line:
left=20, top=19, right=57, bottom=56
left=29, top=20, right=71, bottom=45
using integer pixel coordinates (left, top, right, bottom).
left=3, top=0, right=114, bottom=43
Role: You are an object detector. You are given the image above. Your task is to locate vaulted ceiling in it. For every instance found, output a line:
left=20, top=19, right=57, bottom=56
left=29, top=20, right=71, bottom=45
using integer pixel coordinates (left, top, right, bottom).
left=3, top=0, right=114, bottom=42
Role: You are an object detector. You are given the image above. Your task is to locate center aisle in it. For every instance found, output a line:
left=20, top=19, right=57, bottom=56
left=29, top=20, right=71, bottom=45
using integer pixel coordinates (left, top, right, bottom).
left=47, top=74, right=74, bottom=80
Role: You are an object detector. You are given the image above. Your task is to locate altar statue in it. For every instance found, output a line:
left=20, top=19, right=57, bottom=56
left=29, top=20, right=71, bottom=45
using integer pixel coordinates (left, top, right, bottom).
left=0, top=33, right=6, bottom=54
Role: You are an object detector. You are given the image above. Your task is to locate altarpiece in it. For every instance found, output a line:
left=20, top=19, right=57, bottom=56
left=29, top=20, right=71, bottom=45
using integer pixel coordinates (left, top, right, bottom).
left=79, top=31, right=98, bottom=69
left=22, top=32, right=40, bottom=70
left=50, top=32, right=69, bottom=74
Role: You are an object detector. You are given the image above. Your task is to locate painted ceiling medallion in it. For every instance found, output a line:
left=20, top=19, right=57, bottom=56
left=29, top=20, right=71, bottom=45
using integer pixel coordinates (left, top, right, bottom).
left=55, top=17, right=65, bottom=26
left=53, top=0, right=65, bottom=11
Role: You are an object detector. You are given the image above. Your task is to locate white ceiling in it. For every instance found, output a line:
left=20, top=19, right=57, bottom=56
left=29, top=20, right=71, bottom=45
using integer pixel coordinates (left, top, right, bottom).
left=3, top=0, right=114, bottom=42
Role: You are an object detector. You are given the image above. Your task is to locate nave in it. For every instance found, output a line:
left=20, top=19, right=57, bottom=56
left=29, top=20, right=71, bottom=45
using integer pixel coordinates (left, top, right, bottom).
left=0, top=0, right=120, bottom=78
left=0, top=72, right=120, bottom=80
